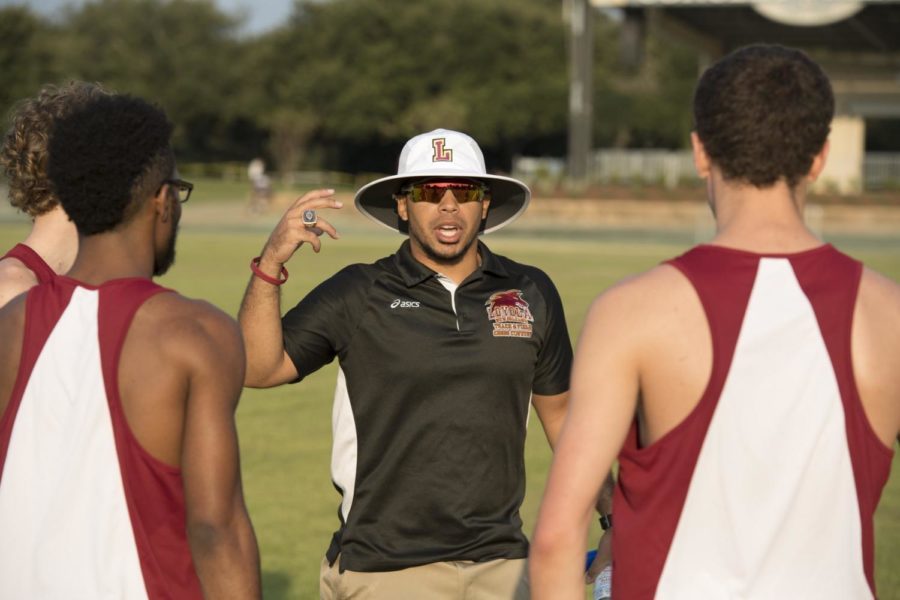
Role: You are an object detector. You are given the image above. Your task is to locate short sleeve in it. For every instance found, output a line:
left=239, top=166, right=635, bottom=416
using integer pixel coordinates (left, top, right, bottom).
left=529, top=268, right=573, bottom=396
left=281, top=264, right=371, bottom=381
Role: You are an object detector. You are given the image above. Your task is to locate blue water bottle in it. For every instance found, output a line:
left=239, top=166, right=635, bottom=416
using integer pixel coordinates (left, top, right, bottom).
left=585, top=549, right=612, bottom=600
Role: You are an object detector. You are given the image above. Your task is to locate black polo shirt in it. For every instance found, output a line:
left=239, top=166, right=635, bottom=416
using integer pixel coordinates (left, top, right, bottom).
left=281, top=240, right=572, bottom=573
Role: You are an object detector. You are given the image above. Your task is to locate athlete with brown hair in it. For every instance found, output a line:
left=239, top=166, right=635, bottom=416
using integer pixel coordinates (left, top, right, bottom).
left=531, top=44, right=900, bottom=599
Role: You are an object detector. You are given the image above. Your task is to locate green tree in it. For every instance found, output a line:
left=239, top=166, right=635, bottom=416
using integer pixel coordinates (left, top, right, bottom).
left=55, top=0, right=262, bottom=160
left=253, top=0, right=570, bottom=173
left=0, top=0, right=703, bottom=172
left=0, top=7, right=61, bottom=122
left=593, top=14, right=698, bottom=149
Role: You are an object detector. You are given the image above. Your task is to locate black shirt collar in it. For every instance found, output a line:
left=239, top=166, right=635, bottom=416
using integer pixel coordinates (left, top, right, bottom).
left=393, top=239, right=509, bottom=287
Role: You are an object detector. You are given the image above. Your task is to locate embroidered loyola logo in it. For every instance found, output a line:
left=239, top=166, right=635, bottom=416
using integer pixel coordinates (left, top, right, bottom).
left=485, top=290, right=534, bottom=338
left=432, top=138, right=453, bottom=162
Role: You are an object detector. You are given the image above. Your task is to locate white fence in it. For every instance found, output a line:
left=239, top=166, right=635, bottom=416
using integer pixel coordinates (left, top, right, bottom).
left=513, top=150, right=695, bottom=189
left=864, top=153, right=900, bottom=190
left=590, top=149, right=696, bottom=188
left=514, top=150, right=900, bottom=191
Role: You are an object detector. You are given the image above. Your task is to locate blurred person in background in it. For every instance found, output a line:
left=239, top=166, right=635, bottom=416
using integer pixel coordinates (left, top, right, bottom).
left=530, top=43, right=900, bottom=600
left=0, top=92, right=261, bottom=599
left=247, top=157, right=273, bottom=214
left=239, top=128, right=614, bottom=599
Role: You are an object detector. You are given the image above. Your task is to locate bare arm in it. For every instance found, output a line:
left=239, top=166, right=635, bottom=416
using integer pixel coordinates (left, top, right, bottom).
left=533, top=390, right=616, bottom=580
left=238, top=189, right=341, bottom=388
left=853, top=268, right=900, bottom=447
left=530, top=285, right=641, bottom=600
left=0, top=259, right=37, bottom=310
left=532, top=391, right=568, bottom=449
left=584, top=471, right=616, bottom=583
left=179, top=307, right=261, bottom=599
left=533, top=392, right=616, bottom=513
left=238, top=264, right=299, bottom=388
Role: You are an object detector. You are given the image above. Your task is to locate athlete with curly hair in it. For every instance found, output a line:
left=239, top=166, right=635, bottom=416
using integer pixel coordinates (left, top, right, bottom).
left=0, top=81, right=109, bottom=308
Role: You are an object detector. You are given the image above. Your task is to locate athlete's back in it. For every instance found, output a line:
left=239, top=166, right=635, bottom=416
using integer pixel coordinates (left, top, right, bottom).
left=531, top=45, right=900, bottom=600
left=534, top=241, right=900, bottom=599
left=605, top=244, right=898, bottom=598
left=0, top=277, right=194, bottom=597
left=0, top=90, right=260, bottom=599
left=0, top=275, right=256, bottom=598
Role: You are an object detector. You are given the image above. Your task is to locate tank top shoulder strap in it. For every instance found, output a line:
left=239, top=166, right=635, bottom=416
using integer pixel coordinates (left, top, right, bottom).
left=1, top=244, right=56, bottom=284
left=96, top=279, right=174, bottom=355
left=665, top=245, right=761, bottom=358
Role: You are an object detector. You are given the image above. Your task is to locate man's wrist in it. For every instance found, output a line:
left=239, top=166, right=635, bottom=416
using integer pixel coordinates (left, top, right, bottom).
left=250, top=256, right=288, bottom=286
left=599, top=514, right=613, bottom=531
left=256, top=253, right=285, bottom=275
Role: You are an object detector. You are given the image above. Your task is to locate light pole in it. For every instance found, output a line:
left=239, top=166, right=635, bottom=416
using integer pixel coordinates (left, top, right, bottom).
left=568, top=0, right=594, bottom=184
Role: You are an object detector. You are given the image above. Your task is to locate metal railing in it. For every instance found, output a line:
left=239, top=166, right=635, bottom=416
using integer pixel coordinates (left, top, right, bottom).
left=864, top=153, right=900, bottom=190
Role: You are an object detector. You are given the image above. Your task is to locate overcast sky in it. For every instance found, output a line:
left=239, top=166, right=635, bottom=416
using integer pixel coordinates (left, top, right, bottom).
left=2, top=0, right=294, bottom=35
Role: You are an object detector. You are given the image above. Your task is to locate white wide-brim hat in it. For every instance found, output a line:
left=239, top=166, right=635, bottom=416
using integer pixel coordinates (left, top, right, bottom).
left=355, top=128, right=531, bottom=234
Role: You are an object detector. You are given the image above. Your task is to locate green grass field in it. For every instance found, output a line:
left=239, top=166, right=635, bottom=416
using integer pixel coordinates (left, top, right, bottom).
left=1, top=186, right=898, bottom=599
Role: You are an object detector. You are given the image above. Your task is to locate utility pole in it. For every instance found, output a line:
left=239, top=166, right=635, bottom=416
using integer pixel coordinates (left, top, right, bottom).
left=568, top=0, right=593, bottom=184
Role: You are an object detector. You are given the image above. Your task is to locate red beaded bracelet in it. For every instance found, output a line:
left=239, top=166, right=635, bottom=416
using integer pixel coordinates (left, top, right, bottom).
left=250, top=256, right=289, bottom=286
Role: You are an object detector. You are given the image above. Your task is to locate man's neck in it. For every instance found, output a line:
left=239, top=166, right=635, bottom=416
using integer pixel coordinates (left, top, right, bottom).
left=708, top=176, right=822, bottom=253
left=23, top=206, right=78, bottom=275
left=409, top=241, right=481, bottom=285
left=67, top=227, right=155, bottom=286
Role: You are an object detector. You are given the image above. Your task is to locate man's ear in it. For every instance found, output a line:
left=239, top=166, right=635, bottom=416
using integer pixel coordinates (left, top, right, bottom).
left=807, top=139, right=830, bottom=183
left=481, top=195, right=491, bottom=220
left=153, top=183, right=171, bottom=223
left=691, top=132, right=711, bottom=180
left=395, top=195, right=409, bottom=222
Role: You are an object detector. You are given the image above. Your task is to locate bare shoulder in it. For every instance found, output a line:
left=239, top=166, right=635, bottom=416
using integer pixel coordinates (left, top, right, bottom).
left=587, top=263, right=696, bottom=325
left=573, top=264, right=703, bottom=402
left=853, top=268, right=900, bottom=445
left=0, top=258, right=38, bottom=309
left=859, top=267, right=900, bottom=304
left=857, top=267, right=900, bottom=337
left=138, top=293, right=244, bottom=368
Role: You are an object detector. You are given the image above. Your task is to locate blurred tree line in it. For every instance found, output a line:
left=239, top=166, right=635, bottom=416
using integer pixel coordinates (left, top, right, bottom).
left=0, top=0, right=700, bottom=175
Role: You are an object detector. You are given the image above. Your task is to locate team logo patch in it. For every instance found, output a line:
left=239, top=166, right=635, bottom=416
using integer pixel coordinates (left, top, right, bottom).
left=432, top=137, right=453, bottom=162
left=485, top=290, right=533, bottom=338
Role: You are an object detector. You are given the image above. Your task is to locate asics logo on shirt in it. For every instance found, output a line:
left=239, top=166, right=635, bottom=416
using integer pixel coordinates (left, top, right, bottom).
left=391, top=299, right=421, bottom=309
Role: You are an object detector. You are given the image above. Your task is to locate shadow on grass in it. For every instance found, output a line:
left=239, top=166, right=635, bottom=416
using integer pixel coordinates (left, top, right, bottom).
left=263, top=570, right=294, bottom=599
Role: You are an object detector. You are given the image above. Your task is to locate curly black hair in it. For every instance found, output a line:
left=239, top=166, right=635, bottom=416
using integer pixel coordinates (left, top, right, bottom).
left=47, top=94, right=174, bottom=236
left=0, top=81, right=110, bottom=218
left=693, top=44, right=834, bottom=189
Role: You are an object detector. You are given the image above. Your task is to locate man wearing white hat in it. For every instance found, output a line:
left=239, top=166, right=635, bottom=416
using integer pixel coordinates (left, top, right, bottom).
left=239, top=129, right=608, bottom=598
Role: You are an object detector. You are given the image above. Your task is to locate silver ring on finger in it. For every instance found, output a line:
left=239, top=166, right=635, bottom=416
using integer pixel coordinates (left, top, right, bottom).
left=301, top=208, right=318, bottom=227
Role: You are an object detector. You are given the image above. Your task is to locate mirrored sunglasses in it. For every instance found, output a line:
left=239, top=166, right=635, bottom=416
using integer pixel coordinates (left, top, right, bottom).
left=401, top=181, right=487, bottom=204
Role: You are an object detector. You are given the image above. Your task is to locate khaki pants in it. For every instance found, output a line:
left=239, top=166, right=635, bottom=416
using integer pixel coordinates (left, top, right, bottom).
left=320, top=555, right=529, bottom=600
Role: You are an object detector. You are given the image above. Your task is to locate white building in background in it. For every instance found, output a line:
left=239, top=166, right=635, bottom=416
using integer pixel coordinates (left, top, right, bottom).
left=566, top=0, right=900, bottom=194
